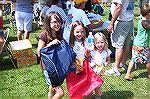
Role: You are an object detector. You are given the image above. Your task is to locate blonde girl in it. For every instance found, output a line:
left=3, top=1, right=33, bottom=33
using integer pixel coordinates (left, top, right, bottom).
left=90, top=32, right=111, bottom=95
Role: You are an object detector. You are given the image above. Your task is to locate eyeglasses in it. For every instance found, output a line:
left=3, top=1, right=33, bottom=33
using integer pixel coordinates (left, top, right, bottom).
left=50, top=21, right=61, bottom=25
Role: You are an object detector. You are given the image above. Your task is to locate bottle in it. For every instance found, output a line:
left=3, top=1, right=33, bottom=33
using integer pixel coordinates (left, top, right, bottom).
left=87, top=32, right=94, bottom=50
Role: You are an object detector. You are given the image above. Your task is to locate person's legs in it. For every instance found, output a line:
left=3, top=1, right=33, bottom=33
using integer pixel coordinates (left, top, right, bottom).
left=48, top=86, right=54, bottom=99
left=121, top=45, right=131, bottom=65
left=95, top=87, right=102, bottom=96
left=125, top=61, right=134, bottom=80
left=17, top=30, right=23, bottom=40
left=146, top=50, right=150, bottom=78
left=15, top=11, right=24, bottom=40
left=114, top=47, right=124, bottom=70
left=113, top=20, right=133, bottom=70
left=52, top=86, right=64, bottom=99
left=24, top=31, right=29, bottom=39
left=146, top=62, right=150, bottom=78
left=24, top=13, right=32, bottom=39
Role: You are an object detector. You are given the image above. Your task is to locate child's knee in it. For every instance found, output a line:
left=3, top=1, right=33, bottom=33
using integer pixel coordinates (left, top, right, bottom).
left=55, top=86, right=64, bottom=97
left=55, top=91, right=64, bottom=98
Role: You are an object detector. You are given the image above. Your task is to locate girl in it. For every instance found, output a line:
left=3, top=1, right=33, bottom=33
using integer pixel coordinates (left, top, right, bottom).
left=90, top=32, right=111, bottom=95
left=37, top=12, right=64, bottom=99
left=125, top=3, right=150, bottom=80
left=69, top=20, right=89, bottom=73
left=66, top=21, right=103, bottom=98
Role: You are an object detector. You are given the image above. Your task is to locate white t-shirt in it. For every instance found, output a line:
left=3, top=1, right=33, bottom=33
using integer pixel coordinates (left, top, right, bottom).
left=73, top=41, right=87, bottom=59
left=63, top=7, right=91, bottom=43
left=46, top=5, right=67, bottom=22
left=90, top=49, right=111, bottom=66
left=112, top=0, right=134, bottom=21
left=66, top=1, right=75, bottom=10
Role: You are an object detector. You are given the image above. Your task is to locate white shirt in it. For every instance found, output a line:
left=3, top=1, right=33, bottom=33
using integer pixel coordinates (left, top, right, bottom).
left=112, top=0, right=134, bottom=21
left=90, top=49, right=111, bottom=66
left=46, top=5, right=67, bottom=22
left=73, top=41, right=86, bottom=59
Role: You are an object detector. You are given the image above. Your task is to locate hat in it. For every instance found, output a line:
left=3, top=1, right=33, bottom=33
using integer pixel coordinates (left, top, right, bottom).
left=74, top=0, right=87, bottom=5
left=93, top=4, right=104, bottom=15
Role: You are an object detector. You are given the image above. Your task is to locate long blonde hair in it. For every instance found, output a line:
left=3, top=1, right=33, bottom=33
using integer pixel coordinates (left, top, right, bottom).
left=94, top=32, right=108, bottom=50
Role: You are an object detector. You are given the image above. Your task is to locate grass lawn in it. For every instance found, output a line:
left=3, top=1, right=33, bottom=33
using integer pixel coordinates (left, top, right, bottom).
left=1, top=1, right=150, bottom=99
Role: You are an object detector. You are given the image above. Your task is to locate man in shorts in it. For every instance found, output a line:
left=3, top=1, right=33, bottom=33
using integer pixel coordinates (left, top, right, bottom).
left=15, top=0, right=35, bottom=40
left=106, top=0, right=134, bottom=76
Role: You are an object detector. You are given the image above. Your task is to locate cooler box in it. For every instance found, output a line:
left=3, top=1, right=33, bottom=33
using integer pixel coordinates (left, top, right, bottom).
left=9, top=39, right=33, bottom=59
left=9, top=39, right=37, bottom=68
left=14, top=54, right=37, bottom=68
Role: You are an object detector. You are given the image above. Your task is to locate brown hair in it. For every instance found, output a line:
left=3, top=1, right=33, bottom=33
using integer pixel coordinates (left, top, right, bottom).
left=140, top=3, right=150, bottom=17
left=43, top=11, right=63, bottom=43
left=69, top=21, right=86, bottom=48
left=94, top=32, right=108, bottom=50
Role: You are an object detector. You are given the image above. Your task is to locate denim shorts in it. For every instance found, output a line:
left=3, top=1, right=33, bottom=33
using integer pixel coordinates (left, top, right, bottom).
left=15, top=11, right=32, bottom=32
left=43, top=70, right=51, bottom=86
left=111, top=20, right=134, bottom=48
left=0, top=30, right=4, bottom=36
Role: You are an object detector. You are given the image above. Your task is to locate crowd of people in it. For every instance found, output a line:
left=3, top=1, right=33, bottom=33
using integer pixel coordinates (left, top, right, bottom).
left=1, top=0, right=150, bottom=99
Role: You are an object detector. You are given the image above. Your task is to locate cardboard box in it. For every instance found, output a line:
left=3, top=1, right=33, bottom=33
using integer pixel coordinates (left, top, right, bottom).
left=15, top=54, right=37, bottom=68
left=9, top=39, right=33, bottom=59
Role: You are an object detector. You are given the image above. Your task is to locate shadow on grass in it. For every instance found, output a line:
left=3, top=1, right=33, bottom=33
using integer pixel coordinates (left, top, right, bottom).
left=101, top=90, right=134, bottom=99
left=8, top=37, right=17, bottom=42
left=0, top=57, right=15, bottom=71
left=83, top=90, right=134, bottom=99
left=134, top=71, right=148, bottom=79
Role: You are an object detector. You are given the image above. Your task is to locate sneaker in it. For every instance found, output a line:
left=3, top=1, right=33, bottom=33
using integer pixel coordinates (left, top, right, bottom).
left=120, top=63, right=128, bottom=71
left=105, top=67, right=121, bottom=76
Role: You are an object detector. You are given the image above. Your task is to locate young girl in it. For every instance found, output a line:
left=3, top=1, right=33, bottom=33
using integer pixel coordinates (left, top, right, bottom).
left=125, top=4, right=150, bottom=80
left=90, top=32, right=111, bottom=95
left=66, top=21, right=104, bottom=98
left=37, top=12, right=64, bottom=99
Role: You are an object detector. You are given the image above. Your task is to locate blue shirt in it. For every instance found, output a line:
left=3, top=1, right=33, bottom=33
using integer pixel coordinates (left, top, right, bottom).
left=16, top=0, right=33, bottom=13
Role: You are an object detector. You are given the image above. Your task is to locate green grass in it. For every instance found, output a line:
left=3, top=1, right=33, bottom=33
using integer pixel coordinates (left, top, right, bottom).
left=1, top=2, right=150, bottom=99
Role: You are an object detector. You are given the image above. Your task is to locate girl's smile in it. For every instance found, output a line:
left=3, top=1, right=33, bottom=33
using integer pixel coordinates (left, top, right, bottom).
left=50, top=15, right=61, bottom=31
left=73, top=25, right=85, bottom=41
left=95, top=37, right=105, bottom=52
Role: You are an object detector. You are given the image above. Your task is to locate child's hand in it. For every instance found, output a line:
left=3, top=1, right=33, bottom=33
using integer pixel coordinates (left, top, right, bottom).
left=85, top=49, right=91, bottom=58
left=104, top=62, right=109, bottom=67
left=52, top=39, right=60, bottom=45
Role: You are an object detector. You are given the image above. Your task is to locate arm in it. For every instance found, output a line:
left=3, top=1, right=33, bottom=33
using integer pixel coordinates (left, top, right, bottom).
left=88, top=19, right=104, bottom=29
left=104, top=56, right=111, bottom=67
left=37, top=39, right=60, bottom=57
left=107, top=2, right=122, bottom=32
left=37, top=39, right=46, bottom=57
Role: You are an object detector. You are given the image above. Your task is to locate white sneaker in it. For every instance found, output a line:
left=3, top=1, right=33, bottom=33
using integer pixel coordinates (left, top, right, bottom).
left=105, top=67, right=121, bottom=76
left=120, top=63, right=128, bottom=71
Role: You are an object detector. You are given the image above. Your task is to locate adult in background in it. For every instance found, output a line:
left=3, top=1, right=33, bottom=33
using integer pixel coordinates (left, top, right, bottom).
left=106, top=0, right=135, bottom=76
left=46, top=0, right=67, bottom=24
left=15, top=0, right=35, bottom=40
